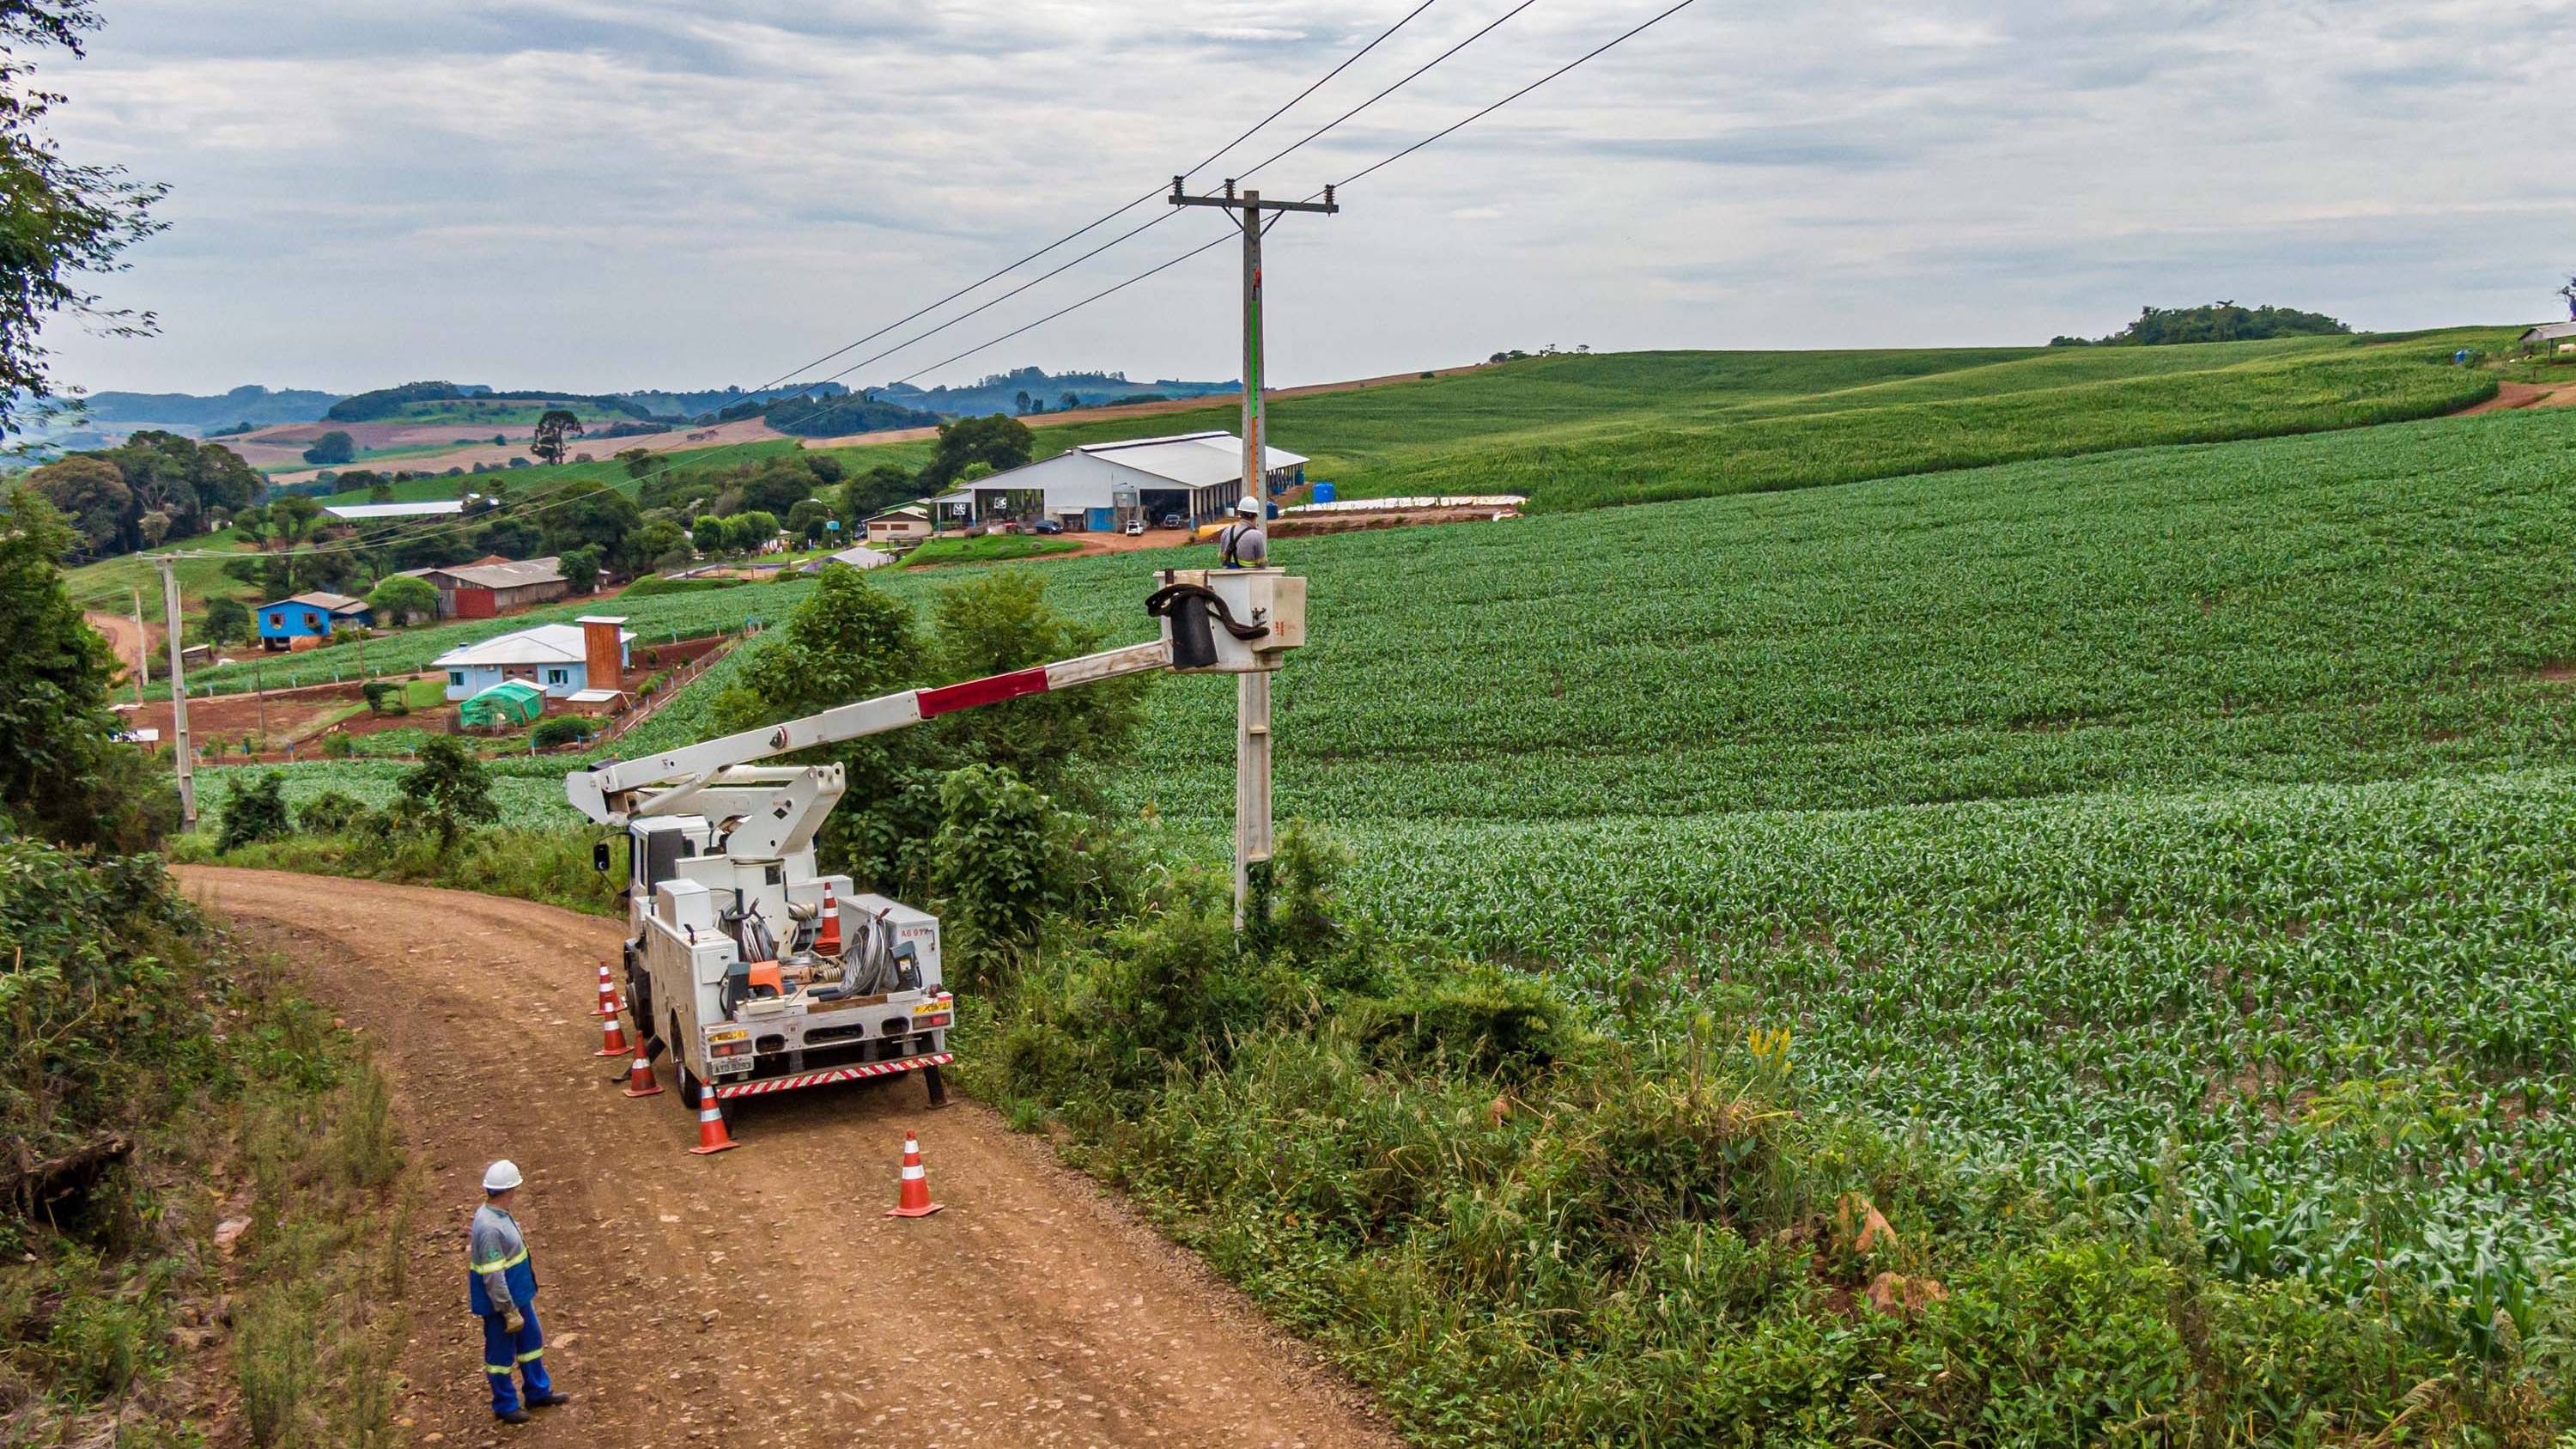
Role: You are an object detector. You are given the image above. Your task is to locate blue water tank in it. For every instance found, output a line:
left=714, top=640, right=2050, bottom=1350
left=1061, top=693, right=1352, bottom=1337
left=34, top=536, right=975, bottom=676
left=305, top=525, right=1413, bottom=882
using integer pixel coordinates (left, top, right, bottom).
left=1312, top=481, right=1338, bottom=504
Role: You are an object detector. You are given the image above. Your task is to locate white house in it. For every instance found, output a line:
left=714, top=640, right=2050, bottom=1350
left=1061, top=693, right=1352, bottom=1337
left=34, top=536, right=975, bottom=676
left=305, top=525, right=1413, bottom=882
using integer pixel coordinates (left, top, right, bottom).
left=433, top=617, right=634, bottom=701
left=933, top=431, right=1307, bottom=533
left=865, top=505, right=934, bottom=544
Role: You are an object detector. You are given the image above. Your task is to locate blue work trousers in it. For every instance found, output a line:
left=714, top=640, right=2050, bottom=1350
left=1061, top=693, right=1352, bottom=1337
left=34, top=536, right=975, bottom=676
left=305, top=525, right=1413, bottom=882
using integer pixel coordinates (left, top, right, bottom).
left=479, top=1304, right=552, bottom=1417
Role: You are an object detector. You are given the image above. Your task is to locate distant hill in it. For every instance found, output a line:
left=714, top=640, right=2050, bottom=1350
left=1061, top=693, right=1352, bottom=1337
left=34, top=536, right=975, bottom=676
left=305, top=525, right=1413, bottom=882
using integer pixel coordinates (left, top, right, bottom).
left=874, top=366, right=1234, bottom=418
left=76, top=384, right=343, bottom=431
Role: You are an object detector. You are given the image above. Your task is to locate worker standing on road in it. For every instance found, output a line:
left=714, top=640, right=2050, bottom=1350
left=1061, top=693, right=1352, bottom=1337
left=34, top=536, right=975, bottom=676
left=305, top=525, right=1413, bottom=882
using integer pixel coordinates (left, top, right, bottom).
left=1218, top=495, right=1267, bottom=569
left=470, top=1160, right=569, bottom=1425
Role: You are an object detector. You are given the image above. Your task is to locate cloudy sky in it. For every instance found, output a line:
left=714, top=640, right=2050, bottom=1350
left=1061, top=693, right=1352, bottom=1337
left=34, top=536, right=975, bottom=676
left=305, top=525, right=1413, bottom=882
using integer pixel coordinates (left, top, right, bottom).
left=35, top=0, right=2576, bottom=396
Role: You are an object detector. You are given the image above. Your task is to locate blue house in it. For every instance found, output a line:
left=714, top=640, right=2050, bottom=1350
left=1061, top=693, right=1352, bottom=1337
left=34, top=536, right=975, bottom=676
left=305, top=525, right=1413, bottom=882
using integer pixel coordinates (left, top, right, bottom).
left=258, top=592, right=372, bottom=649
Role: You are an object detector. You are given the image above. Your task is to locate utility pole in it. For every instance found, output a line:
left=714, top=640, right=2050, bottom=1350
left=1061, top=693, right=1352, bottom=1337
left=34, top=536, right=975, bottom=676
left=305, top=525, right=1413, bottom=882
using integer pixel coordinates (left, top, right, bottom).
left=130, top=586, right=149, bottom=704
left=1170, top=177, right=1338, bottom=926
left=151, top=557, right=197, bottom=831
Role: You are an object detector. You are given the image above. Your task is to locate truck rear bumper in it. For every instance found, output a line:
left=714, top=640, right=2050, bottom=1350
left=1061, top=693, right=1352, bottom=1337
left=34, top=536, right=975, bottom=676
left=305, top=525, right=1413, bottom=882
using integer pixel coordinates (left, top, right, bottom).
left=710, top=1051, right=952, bottom=1100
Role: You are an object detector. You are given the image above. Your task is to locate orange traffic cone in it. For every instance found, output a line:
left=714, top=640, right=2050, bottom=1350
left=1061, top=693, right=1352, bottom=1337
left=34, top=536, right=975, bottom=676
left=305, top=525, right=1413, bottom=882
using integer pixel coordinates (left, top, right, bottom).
left=688, top=1087, right=738, bottom=1154
left=594, top=1009, right=631, bottom=1058
left=592, top=961, right=623, bottom=1017
left=885, top=1131, right=942, bottom=1217
left=620, top=1039, right=662, bottom=1098
left=814, top=884, right=842, bottom=955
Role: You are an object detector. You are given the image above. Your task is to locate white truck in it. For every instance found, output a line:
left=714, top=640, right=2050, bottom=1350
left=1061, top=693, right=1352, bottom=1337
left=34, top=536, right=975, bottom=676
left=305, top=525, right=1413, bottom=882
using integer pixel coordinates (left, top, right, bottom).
left=566, top=567, right=1305, bottom=1140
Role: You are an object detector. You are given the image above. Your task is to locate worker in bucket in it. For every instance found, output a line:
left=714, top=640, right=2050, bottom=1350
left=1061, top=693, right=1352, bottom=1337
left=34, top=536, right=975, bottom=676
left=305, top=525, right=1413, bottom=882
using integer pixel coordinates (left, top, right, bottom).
left=470, top=1160, right=569, bottom=1424
left=1218, top=495, right=1267, bottom=569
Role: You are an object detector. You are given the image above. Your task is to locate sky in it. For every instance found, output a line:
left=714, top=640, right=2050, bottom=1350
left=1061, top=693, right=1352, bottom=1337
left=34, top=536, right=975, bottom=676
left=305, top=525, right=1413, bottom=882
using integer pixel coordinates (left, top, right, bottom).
left=34, top=0, right=2576, bottom=397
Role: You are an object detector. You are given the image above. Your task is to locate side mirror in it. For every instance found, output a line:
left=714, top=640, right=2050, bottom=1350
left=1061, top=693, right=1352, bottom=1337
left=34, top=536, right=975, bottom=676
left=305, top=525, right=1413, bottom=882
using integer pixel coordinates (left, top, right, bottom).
left=593, top=839, right=612, bottom=874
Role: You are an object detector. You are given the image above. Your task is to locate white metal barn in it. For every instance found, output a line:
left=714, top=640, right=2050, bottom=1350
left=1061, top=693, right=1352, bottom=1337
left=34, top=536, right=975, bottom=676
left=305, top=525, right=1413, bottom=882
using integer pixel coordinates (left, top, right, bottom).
left=933, top=431, right=1308, bottom=533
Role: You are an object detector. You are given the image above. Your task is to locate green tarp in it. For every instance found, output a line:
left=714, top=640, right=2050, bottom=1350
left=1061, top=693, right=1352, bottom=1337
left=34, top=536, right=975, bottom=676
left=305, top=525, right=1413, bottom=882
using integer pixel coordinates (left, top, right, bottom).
left=459, top=680, right=545, bottom=728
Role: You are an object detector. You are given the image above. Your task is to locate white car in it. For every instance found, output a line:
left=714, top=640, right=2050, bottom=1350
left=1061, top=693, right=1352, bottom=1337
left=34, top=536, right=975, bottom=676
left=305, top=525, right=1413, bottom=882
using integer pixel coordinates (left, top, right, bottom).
left=1124, top=520, right=1145, bottom=537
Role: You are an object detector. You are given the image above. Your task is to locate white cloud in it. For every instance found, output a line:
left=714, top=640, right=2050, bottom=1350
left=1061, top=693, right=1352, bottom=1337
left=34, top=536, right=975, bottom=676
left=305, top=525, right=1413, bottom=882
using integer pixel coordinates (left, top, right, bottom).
left=27, top=0, right=2576, bottom=395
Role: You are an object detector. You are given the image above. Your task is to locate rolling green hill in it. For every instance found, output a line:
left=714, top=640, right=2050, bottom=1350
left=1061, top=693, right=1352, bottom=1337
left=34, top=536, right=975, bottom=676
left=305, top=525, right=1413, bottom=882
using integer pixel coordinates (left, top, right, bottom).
left=848, top=330, right=2505, bottom=511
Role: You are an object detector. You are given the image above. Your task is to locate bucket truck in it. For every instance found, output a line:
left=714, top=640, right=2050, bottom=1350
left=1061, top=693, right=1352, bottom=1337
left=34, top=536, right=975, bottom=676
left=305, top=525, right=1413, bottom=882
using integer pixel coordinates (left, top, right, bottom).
left=568, top=568, right=1305, bottom=1139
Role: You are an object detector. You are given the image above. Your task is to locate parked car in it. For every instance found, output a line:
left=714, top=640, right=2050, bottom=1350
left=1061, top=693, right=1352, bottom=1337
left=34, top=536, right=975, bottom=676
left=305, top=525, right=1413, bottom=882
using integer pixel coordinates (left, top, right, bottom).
left=1031, top=519, right=1063, bottom=534
left=1159, top=513, right=1186, bottom=530
left=1123, top=520, right=1145, bottom=537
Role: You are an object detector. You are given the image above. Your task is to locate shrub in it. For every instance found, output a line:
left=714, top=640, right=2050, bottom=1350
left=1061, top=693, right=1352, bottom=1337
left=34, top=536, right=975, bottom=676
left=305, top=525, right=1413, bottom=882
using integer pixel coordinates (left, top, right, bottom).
left=531, top=716, right=590, bottom=748
left=218, top=774, right=293, bottom=852
left=295, top=789, right=367, bottom=836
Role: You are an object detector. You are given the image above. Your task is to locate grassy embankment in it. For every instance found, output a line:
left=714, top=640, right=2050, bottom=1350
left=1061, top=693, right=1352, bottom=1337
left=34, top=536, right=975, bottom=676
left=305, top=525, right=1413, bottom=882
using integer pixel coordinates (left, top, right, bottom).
left=0, top=842, right=412, bottom=1444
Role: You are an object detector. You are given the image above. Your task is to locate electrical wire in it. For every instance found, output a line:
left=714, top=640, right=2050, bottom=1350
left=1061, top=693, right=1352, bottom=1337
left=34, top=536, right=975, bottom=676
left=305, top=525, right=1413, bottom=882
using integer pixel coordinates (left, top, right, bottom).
left=744, top=0, right=1443, bottom=394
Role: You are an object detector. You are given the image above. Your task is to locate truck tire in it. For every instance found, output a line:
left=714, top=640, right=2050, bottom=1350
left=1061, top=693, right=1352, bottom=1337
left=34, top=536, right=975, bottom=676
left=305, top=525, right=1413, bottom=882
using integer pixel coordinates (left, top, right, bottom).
left=672, top=1015, right=698, bottom=1109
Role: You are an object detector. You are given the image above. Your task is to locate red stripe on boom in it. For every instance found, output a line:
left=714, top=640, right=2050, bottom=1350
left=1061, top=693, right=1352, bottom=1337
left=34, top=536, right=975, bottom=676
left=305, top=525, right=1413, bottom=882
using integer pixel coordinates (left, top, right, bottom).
left=915, top=667, right=1050, bottom=717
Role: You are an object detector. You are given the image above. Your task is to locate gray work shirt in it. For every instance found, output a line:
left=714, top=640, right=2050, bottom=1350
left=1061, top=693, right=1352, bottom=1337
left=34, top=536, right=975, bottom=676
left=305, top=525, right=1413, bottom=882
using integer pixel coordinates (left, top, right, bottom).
left=1220, top=521, right=1267, bottom=566
left=470, top=1203, right=529, bottom=1314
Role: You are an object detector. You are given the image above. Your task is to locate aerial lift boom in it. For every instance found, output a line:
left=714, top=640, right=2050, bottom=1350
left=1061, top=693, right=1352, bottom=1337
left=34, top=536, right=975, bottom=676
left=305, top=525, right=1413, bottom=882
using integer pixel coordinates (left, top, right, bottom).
left=564, top=568, right=1305, bottom=1139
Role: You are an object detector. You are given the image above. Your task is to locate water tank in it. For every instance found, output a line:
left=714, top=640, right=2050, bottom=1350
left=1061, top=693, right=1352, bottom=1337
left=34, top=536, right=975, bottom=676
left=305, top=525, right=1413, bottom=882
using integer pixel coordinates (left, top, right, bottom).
left=1312, top=481, right=1338, bottom=504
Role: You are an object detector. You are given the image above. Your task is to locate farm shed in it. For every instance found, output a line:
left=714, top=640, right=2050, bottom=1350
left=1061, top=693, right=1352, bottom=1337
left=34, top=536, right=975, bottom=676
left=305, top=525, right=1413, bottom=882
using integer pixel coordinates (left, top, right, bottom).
left=941, top=431, right=1307, bottom=533
left=324, top=500, right=466, bottom=521
left=2518, top=321, right=2576, bottom=355
left=401, top=555, right=568, bottom=618
left=257, top=591, right=370, bottom=649
left=433, top=617, right=632, bottom=701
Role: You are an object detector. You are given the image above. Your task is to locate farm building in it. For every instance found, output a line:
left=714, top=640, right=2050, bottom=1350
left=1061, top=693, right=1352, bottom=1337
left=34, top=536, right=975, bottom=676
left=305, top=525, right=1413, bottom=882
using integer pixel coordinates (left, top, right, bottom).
left=400, top=555, right=568, bottom=618
left=257, top=591, right=371, bottom=649
left=931, top=431, right=1307, bottom=533
left=865, top=506, right=933, bottom=544
left=2518, top=321, right=2576, bottom=354
left=805, top=545, right=895, bottom=572
left=433, top=615, right=632, bottom=702
left=323, top=500, right=467, bottom=521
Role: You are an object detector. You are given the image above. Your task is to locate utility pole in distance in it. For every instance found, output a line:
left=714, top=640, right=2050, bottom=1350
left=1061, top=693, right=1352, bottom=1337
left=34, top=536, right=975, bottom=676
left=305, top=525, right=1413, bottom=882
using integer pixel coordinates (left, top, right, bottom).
left=150, top=556, right=197, bottom=831
left=1169, top=177, right=1337, bottom=926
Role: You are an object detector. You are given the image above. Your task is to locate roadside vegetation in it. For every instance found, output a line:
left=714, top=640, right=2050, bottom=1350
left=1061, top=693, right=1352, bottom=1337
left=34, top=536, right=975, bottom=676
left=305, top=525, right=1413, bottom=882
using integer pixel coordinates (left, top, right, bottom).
left=900, top=532, right=1084, bottom=567
left=3, top=494, right=410, bottom=1440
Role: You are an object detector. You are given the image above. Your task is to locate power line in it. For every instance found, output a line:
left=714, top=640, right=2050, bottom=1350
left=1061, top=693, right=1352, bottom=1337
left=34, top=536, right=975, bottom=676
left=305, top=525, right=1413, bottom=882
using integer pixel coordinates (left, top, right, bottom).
left=1336, top=0, right=1700, bottom=189
left=862, top=0, right=1704, bottom=390
left=745, top=0, right=1443, bottom=395
left=1235, top=0, right=1538, bottom=182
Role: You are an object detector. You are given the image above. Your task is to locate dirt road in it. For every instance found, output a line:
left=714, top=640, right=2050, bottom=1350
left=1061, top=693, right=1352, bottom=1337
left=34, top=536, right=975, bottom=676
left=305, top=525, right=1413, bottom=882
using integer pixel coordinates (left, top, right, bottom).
left=86, top=610, right=149, bottom=685
left=177, top=868, right=1400, bottom=1449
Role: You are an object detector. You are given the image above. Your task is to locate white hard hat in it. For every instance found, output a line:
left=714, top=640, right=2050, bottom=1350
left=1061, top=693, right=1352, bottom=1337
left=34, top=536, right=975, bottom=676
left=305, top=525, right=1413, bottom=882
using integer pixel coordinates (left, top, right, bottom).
left=483, top=1160, right=523, bottom=1192
left=1234, top=496, right=1261, bottom=516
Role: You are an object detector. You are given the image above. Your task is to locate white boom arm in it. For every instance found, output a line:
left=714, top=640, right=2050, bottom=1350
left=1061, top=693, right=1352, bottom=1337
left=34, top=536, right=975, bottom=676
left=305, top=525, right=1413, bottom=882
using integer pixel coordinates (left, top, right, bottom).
left=567, top=639, right=1174, bottom=826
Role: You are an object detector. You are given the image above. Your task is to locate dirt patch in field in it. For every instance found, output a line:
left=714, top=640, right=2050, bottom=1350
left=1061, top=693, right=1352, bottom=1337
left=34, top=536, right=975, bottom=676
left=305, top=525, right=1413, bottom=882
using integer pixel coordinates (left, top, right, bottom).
left=2458, top=381, right=2576, bottom=415
left=249, top=417, right=789, bottom=487
left=85, top=610, right=152, bottom=684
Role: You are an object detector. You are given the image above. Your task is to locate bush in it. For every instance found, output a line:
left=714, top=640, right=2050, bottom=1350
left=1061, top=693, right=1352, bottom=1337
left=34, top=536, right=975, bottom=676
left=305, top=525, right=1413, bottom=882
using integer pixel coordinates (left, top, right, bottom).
left=295, top=789, right=367, bottom=836
left=531, top=716, right=590, bottom=748
left=218, top=774, right=294, bottom=852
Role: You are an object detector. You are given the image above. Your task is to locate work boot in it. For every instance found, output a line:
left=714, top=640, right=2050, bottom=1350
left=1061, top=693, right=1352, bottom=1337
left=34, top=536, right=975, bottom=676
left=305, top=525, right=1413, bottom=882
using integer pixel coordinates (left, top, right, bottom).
left=496, top=1408, right=531, bottom=1425
left=528, top=1392, right=574, bottom=1409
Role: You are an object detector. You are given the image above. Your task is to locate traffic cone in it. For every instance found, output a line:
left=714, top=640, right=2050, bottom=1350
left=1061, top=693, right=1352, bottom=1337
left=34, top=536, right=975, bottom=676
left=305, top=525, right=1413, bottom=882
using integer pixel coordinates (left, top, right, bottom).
left=814, top=884, right=842, bottom=955
left=592, top=961, right=623, bottom=1018
left=688, top=1087, right=738, bottom=1154
left=620, top=1039, right=663, bottom=1098
left=885, top=1131, right=942, bottom=1217
left=594, top=1009, right=631, bottom=1058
